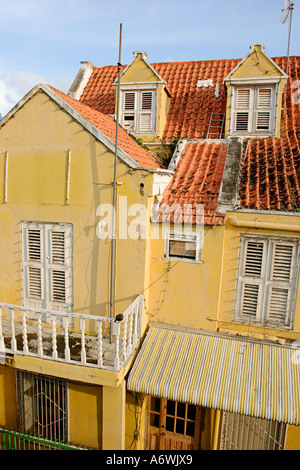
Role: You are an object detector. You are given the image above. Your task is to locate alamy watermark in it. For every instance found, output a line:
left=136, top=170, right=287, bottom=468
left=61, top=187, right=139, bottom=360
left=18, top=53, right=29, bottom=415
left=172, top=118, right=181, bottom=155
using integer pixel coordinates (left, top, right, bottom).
left=96, top=196, right=204, bottom=241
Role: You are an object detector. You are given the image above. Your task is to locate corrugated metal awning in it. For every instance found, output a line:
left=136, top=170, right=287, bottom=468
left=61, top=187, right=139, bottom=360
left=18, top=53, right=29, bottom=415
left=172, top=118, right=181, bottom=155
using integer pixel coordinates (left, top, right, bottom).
left=127, top=325, right=300, bottom=425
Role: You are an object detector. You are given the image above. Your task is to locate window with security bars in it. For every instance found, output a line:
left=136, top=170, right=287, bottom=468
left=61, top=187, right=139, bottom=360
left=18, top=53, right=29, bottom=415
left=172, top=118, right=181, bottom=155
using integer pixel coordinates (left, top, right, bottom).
left=121, top=89, right=155, bottom=133
left=220, top=412, right=286, bottom=450
left=16, top=371, right=68, bottom=443
left=21, top=222, right=73, bottom=311
left=232, top=86, right=275, bottom=135
left=234, top=236, right=300, bottom=328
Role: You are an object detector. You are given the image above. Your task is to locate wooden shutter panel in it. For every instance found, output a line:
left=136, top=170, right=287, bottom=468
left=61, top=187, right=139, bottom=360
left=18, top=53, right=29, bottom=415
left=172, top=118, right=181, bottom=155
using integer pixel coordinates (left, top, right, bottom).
left=235, top=89, right=250, bottom=132
left=256, top=112, right=270, bottom=130
left=238, top=240, right=265, bottom=320
left=140, top=114, right=152, bottom=132
left=124, top=92, right=135, bottom=110
left=257, top=88, right=272, bottom=107
left=50, top=229, right=72, bottom=307
left=141, top=92, right=152, bottom=110
left=267, top=243, right=294, bottom=325
left=26, top=227, right=43, bottom=302
left=236, top=89, right=250, bottom=108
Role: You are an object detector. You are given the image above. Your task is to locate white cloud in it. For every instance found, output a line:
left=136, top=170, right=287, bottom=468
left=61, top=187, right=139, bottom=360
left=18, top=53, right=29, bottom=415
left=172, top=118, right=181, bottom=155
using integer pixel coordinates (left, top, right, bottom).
left=0, top=70, right=71, bottom=118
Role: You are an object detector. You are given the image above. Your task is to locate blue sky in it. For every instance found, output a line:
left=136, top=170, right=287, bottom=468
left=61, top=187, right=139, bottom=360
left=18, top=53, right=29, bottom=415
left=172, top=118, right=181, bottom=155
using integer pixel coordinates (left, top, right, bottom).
left=0, top=0, right=299, bottom=116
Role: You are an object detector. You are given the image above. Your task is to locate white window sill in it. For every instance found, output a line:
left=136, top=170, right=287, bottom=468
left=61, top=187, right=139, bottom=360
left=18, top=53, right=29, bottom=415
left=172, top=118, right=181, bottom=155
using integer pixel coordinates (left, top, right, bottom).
left=162, top=256, right=203, bottom=265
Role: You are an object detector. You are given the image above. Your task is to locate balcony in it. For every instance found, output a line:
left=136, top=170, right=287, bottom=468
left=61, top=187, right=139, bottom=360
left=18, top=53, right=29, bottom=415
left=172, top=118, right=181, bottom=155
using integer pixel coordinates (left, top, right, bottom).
left=0, top=295, right=143, bottom=372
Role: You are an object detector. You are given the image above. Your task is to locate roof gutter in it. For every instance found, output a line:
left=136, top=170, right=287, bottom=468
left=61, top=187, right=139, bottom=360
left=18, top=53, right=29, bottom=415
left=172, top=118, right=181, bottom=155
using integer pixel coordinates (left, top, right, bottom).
left=229, top=217, right=300, bottom=232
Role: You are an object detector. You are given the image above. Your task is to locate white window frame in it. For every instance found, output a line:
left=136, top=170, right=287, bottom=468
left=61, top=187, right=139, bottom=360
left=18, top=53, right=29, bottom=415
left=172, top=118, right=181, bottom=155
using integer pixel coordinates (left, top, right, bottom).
left=234, top=235, right=300, bottom=329
left=21, top=222, right=73, bottom=312
left=164, top=230, right=202, bottom=263
left=120, top=85, right=157, bottom=134
left=230, top=84, right=277, bottom=137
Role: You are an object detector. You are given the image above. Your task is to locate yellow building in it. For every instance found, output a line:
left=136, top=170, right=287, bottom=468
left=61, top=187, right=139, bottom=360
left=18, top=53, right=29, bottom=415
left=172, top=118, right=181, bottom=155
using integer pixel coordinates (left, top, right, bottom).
left=1, top=42, right=300, bottom=450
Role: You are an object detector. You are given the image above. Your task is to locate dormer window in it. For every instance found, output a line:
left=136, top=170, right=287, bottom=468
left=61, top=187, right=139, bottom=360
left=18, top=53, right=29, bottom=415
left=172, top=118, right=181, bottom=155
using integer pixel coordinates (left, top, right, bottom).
left=224, top=43, right=288, bottom=139
left=232, top=85, right=276, bottom=136
left=121, top=88, right=156, bottom=134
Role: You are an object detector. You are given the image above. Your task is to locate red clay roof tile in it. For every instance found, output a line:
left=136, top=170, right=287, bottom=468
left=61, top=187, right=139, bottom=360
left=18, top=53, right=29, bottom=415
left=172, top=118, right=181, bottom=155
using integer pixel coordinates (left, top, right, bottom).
left=49, top=86, right=162, bottom=170
left=153, top=141, right=228, bottom=225
left=78, top=54, right=300, bottom=218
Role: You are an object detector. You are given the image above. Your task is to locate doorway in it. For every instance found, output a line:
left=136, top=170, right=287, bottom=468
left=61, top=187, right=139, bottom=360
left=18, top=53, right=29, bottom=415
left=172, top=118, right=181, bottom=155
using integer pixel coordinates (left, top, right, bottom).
left=147, top=396, right=202, bottom=450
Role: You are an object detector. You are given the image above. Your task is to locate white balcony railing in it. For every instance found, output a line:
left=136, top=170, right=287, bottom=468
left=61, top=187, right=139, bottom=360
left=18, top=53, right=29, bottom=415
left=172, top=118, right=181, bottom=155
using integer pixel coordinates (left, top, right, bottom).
left=0, top=295, right=143, bottom=372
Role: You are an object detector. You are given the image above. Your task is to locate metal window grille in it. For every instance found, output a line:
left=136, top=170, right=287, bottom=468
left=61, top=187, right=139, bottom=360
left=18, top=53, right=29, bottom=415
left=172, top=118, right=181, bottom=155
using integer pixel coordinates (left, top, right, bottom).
left=221, top=412, right=286, bottom=450
left=16, top=371, right=68, bottom=443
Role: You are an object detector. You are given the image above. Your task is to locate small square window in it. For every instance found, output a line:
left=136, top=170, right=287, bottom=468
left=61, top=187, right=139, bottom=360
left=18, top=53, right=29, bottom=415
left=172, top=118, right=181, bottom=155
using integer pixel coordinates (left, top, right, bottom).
left=164, top=230, right=202, bottom=263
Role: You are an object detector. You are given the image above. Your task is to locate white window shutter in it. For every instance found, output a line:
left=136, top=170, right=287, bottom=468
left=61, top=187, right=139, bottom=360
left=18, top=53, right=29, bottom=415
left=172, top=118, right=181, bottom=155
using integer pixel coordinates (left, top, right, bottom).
left=49, top=226, right=73, bottom=311
left=121, top=89, right=155, bottom=133
left=235, top=237, right=298, bottom=328
left=256, top=112, right=270, bottom=130
left=139, top=113, right=152, bottom=132
left=236, top=89, right=250, bottom=108
left=239, top=240, right=265, bottom=320
left=141, top=91, right=152, bottom=110
left=266, top=243, right=294, bottom=325
left=235, top=88, right=251, bottom=132
left=22, top=224, right=44, bottom=306
left=124, top=92, right=135, bottom=110
left=22, top=223, right=73, bottom=312
left=257, top=88, right=272, bottom=108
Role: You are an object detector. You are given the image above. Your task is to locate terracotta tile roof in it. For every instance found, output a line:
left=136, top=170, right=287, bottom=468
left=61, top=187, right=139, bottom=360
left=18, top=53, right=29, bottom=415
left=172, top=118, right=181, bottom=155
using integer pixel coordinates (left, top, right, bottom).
left=49, top=86, right=162, bottom=169
left=154, top=140, right=228, bottom=225
left=79, top=58, right=240, bottom=142
left=78, top=55, right=300, bottom=217
left=239, top=56, right=300, bottom=212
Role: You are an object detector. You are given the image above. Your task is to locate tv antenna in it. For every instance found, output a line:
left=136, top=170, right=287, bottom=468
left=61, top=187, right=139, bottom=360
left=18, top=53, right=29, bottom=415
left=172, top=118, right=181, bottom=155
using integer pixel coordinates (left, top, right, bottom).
left=281, top=0, right=294, bottom=75
left=281, top=1, right=294, bottom=118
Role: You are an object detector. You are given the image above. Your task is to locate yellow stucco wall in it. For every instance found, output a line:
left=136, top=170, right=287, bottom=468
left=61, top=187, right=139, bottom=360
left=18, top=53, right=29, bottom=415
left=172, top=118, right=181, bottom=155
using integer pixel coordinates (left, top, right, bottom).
left=0, top=90, right=153, bottom=319
left=0, top=89, right=157, bottom=449
left=0, top=364, right=17, bottom=429
left=68, top=381, right=102, bottom=449
left=148, top=223, right=225, bottom=330
left=218, top=211, right=300, bottom=341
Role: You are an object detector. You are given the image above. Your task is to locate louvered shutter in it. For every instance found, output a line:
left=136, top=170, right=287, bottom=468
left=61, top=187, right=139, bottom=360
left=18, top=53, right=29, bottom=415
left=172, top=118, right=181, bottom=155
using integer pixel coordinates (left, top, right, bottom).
left=139, top=91, right=153, bottom=132
left=235, top=89, right=250, bottom=132
left=266, top=243, right=295, bottom=325
left=124, top=92, right=135, bottom=110
left=122, top=92, right=136, bottom=130
left=27, top=230, right=42, bottom=300
left=49, top=227, right=73, bottom=311
left=255, top=88, right=272, bottom=131
left=236, top=237, right=298, bottom=327
left=22, top=223, right=73, bottom=312
left=22, top=224, right=44, bottom=306
left=238, top=240, right=266, bottom=320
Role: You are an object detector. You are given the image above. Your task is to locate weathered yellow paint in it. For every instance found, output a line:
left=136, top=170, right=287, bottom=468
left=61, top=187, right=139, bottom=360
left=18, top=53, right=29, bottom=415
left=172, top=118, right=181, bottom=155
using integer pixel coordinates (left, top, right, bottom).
left=148, top=223, right=225, bottom=330
left=218, top=211, right=300, bottom=339
left=102, top=380, right=126, bottom=450
left=0, top=365, right=17, bottom=429
left=115, top=52, right=170, bottom=142
left=125, top=392, right=147, bottom=450
left=224, top=43, right=287, bottom=138
left=0, top=88, right=156, bottom=448
left=284, top=424, right=300, bottom=449
left=0, top=91, right=153, bottom=318
left=68, top=381, right=102, bottom=449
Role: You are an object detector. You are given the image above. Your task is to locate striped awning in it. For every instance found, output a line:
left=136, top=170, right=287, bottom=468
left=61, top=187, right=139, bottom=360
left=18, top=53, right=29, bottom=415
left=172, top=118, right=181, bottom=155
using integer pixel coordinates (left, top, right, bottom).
left=127, top=325, right=300, bottom=425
